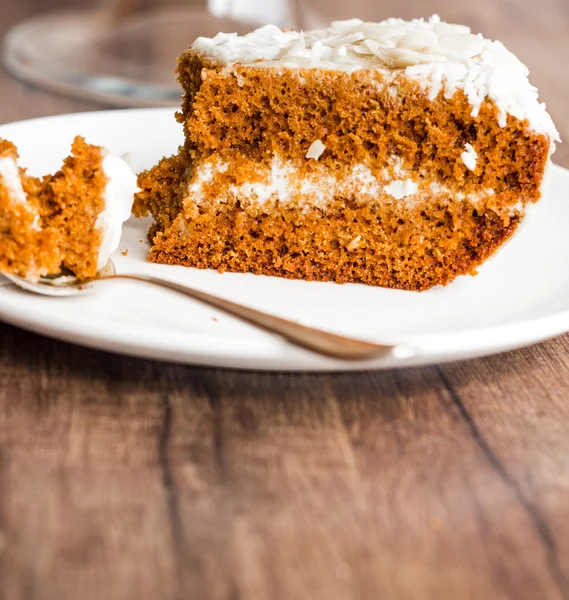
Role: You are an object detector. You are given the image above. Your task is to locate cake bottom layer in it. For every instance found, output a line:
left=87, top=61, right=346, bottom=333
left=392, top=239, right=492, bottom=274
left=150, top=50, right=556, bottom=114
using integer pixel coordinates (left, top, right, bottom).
left=145, top=197, right=520, bottom=292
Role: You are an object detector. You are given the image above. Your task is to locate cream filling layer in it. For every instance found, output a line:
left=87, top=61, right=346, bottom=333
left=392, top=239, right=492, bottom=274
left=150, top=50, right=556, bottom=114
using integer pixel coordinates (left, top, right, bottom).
left=186, top=156, right=508, bottom=210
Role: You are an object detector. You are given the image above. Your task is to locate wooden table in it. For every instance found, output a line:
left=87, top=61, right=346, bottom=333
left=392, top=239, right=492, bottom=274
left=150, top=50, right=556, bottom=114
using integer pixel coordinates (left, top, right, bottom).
left=1, top=1, right=569, bottom=599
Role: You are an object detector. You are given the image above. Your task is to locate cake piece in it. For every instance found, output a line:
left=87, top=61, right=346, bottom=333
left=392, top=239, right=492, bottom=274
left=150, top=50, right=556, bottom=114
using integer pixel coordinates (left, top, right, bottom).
left=134, top=16, right=559, bottom=291
left=0, top=136, right=138, bottom=280
left=0, top=140, right=61, bottom=279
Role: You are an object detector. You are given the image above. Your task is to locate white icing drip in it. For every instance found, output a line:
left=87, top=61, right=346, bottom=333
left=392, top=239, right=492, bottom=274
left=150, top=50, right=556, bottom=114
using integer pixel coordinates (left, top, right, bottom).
left=461, top=143, right=478, bottom=171
left=0, top=156, right=27, bottom=205
left=96, top=153, right=139, bottom=270
left=192, top=16, right=559, bottom=140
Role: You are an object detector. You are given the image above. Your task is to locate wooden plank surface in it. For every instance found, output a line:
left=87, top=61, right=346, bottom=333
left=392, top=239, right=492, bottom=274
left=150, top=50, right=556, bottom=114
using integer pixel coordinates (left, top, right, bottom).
left=1, top=0, right=569, bottom=599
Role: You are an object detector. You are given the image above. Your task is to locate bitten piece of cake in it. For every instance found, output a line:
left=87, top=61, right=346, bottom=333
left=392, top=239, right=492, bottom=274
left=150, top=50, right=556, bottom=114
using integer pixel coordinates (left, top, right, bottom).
left=0, top=136, right=138, bottom=280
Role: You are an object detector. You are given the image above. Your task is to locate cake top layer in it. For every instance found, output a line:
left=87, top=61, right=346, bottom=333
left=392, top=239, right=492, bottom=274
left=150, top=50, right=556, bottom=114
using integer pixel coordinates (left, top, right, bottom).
left=192, top=15, right=559, bottom=141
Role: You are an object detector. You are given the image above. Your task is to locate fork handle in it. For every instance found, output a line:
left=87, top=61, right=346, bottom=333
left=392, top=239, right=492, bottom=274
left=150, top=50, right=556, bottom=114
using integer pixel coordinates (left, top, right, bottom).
left=102, top=274, right=402, bottom=361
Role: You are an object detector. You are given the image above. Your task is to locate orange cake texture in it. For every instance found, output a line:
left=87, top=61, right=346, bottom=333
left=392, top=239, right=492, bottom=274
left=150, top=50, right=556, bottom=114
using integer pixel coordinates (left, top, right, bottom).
left=134, top=16, right=559, bottom=291
left=0, top=139, right=60, bottom=279
left=0, top=137, right=137, bottom=280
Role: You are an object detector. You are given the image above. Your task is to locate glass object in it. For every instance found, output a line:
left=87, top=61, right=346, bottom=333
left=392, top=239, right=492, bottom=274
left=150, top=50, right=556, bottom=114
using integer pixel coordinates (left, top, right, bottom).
left=3, top=0, right=326, bottom=107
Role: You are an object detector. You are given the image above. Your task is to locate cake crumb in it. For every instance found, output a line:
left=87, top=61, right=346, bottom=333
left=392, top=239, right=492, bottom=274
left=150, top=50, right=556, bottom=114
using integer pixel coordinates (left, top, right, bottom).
left=306, top=140, right=326, bottom=160
left=121, top=248, right=128, bottom=256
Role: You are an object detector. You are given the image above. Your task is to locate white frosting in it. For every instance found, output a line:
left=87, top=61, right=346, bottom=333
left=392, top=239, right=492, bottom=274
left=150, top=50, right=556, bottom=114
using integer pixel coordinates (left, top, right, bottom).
left=384, top=179, right=419, bottom=199
left=229, top=158, right=293, bottom=204
left=0, top=156, right=27, bottom=205
left=192, top=16, right=559, bottom=140
left=189, top=157, right=382, bottom=207
left=185, top=157, right=510, bottom=209
left=428, top=181, right=495, bottom=203
left=96, top=153, right=139, bottom=269
left=461, top=143, right=478, bottom=171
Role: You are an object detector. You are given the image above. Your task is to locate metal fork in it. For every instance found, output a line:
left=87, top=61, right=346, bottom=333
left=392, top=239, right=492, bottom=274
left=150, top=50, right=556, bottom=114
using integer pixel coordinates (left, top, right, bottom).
left=3, top=259, right=413, bottom=361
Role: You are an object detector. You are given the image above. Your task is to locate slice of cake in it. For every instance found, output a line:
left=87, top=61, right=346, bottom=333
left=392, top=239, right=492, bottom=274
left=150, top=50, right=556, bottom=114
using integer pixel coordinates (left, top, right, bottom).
left=134, top=16, right=559, bottom=291
left=0, top=136, right=138, bottom=280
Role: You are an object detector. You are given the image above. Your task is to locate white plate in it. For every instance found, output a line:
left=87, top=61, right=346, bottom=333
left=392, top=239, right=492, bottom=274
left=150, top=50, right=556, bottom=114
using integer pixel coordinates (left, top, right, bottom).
left=0, top=108, right=567, bottom=371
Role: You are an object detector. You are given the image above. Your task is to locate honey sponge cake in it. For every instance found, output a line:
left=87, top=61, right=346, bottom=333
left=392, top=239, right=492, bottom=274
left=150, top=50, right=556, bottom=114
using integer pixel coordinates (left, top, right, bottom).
left=134, top=16, right=559, bottom=291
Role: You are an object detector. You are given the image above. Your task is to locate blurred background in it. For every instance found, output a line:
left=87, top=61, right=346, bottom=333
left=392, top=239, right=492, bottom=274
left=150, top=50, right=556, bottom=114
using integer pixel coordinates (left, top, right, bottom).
left=0, top=0, right=567, bottom=163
